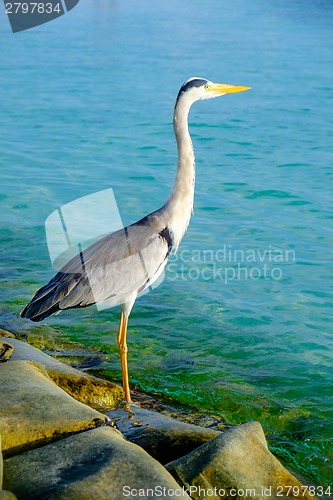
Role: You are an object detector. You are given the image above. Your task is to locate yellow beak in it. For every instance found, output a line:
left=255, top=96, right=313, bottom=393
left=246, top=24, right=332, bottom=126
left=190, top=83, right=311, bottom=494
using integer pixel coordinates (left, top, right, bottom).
left=206, top=83, right=251, bottom=96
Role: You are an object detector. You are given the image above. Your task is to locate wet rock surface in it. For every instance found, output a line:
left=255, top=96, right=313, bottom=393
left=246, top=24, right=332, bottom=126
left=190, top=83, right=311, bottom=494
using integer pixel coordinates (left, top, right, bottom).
left=108, top=405, right=220, bottom=464
left=166, top=422, right=318, bottom=500
left=2, top=337, right=123, bottom=412
left=3, top=427, right=190, bottom=500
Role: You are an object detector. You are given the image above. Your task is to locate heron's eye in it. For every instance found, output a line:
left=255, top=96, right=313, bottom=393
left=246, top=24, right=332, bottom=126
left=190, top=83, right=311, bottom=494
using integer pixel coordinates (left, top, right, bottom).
left=204, top=84, right=210, bottom=89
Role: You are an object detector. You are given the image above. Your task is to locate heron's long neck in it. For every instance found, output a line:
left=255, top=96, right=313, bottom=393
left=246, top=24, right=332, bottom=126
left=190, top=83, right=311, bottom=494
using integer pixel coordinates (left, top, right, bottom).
left=164, top=98, right=195, bottom=249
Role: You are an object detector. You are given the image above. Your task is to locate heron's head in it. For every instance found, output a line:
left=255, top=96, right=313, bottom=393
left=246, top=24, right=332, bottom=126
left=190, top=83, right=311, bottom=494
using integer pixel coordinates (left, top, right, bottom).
left=175, top=77, right=251, bottom=107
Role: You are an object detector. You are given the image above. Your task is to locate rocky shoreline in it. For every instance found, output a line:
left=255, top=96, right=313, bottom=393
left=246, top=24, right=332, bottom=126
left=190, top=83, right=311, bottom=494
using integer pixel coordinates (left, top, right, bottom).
left=0, top=330, right=319, bottom=499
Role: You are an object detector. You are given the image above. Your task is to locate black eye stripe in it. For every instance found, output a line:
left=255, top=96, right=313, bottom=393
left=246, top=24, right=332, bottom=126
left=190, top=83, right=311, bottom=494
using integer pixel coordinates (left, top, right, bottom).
left=175, top=78, right=209, bottom=105
left=181, top=78, right=208, bottom=92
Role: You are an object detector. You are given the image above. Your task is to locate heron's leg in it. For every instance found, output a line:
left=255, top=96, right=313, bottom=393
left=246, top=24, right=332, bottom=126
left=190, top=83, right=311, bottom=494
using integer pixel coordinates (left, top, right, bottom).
left=117, top=310, right=132, bottom=403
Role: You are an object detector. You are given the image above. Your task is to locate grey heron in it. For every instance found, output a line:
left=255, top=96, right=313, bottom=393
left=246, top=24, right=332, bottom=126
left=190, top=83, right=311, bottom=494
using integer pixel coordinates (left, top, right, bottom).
left=21, top=77, right=250, bottom=403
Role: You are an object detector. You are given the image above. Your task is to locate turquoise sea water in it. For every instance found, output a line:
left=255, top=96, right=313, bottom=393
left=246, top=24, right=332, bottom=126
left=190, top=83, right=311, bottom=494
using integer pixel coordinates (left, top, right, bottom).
left=1, top=0, right=333, bottom=485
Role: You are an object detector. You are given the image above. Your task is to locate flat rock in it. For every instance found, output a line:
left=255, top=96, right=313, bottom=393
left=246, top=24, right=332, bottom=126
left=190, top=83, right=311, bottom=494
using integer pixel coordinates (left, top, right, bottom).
left=2, top=338, right=123, bottom=412
left=0, top=360, right=109, bottom=458
left=0, top=343, right=14, bottom=363
left=3, top=426, right=190, bottom=500
left=166, top=421, right=317, bottom=500
left=107, top=405, right=220, bottom=464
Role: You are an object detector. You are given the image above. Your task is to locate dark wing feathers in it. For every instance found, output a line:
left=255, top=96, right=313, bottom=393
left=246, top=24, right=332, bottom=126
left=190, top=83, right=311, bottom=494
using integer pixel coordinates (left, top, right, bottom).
left=21, top=217, right=173, bottom=322
left=20, top=273, right=85, bottom=322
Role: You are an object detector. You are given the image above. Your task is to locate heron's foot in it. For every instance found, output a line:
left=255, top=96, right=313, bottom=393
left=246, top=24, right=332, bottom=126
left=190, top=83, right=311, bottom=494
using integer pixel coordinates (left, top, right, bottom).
left=121, top=401, right=136, bottom=416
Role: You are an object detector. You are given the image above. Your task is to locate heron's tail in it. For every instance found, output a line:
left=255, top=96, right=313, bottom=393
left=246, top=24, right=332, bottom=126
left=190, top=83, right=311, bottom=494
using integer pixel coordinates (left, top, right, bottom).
left=20, top=272, right=87, bottom=322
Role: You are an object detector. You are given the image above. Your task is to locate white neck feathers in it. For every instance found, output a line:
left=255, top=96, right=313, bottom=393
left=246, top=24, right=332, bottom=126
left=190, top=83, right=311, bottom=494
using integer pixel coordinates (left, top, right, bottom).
left=162, top=95, right=196, bottom=250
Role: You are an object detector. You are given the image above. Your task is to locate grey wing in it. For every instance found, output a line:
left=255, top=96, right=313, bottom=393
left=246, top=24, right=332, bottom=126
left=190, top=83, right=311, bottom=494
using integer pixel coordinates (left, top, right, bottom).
left=64, top=222, right=171, bottom=305
left=21, top=217, right=172, bottom=321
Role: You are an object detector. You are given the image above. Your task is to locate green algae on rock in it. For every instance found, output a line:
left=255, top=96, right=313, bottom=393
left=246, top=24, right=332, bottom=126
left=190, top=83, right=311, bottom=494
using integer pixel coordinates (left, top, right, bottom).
left=0, top=343, right=13, bottom=363
left=0, top=331, right=15, bottom=340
